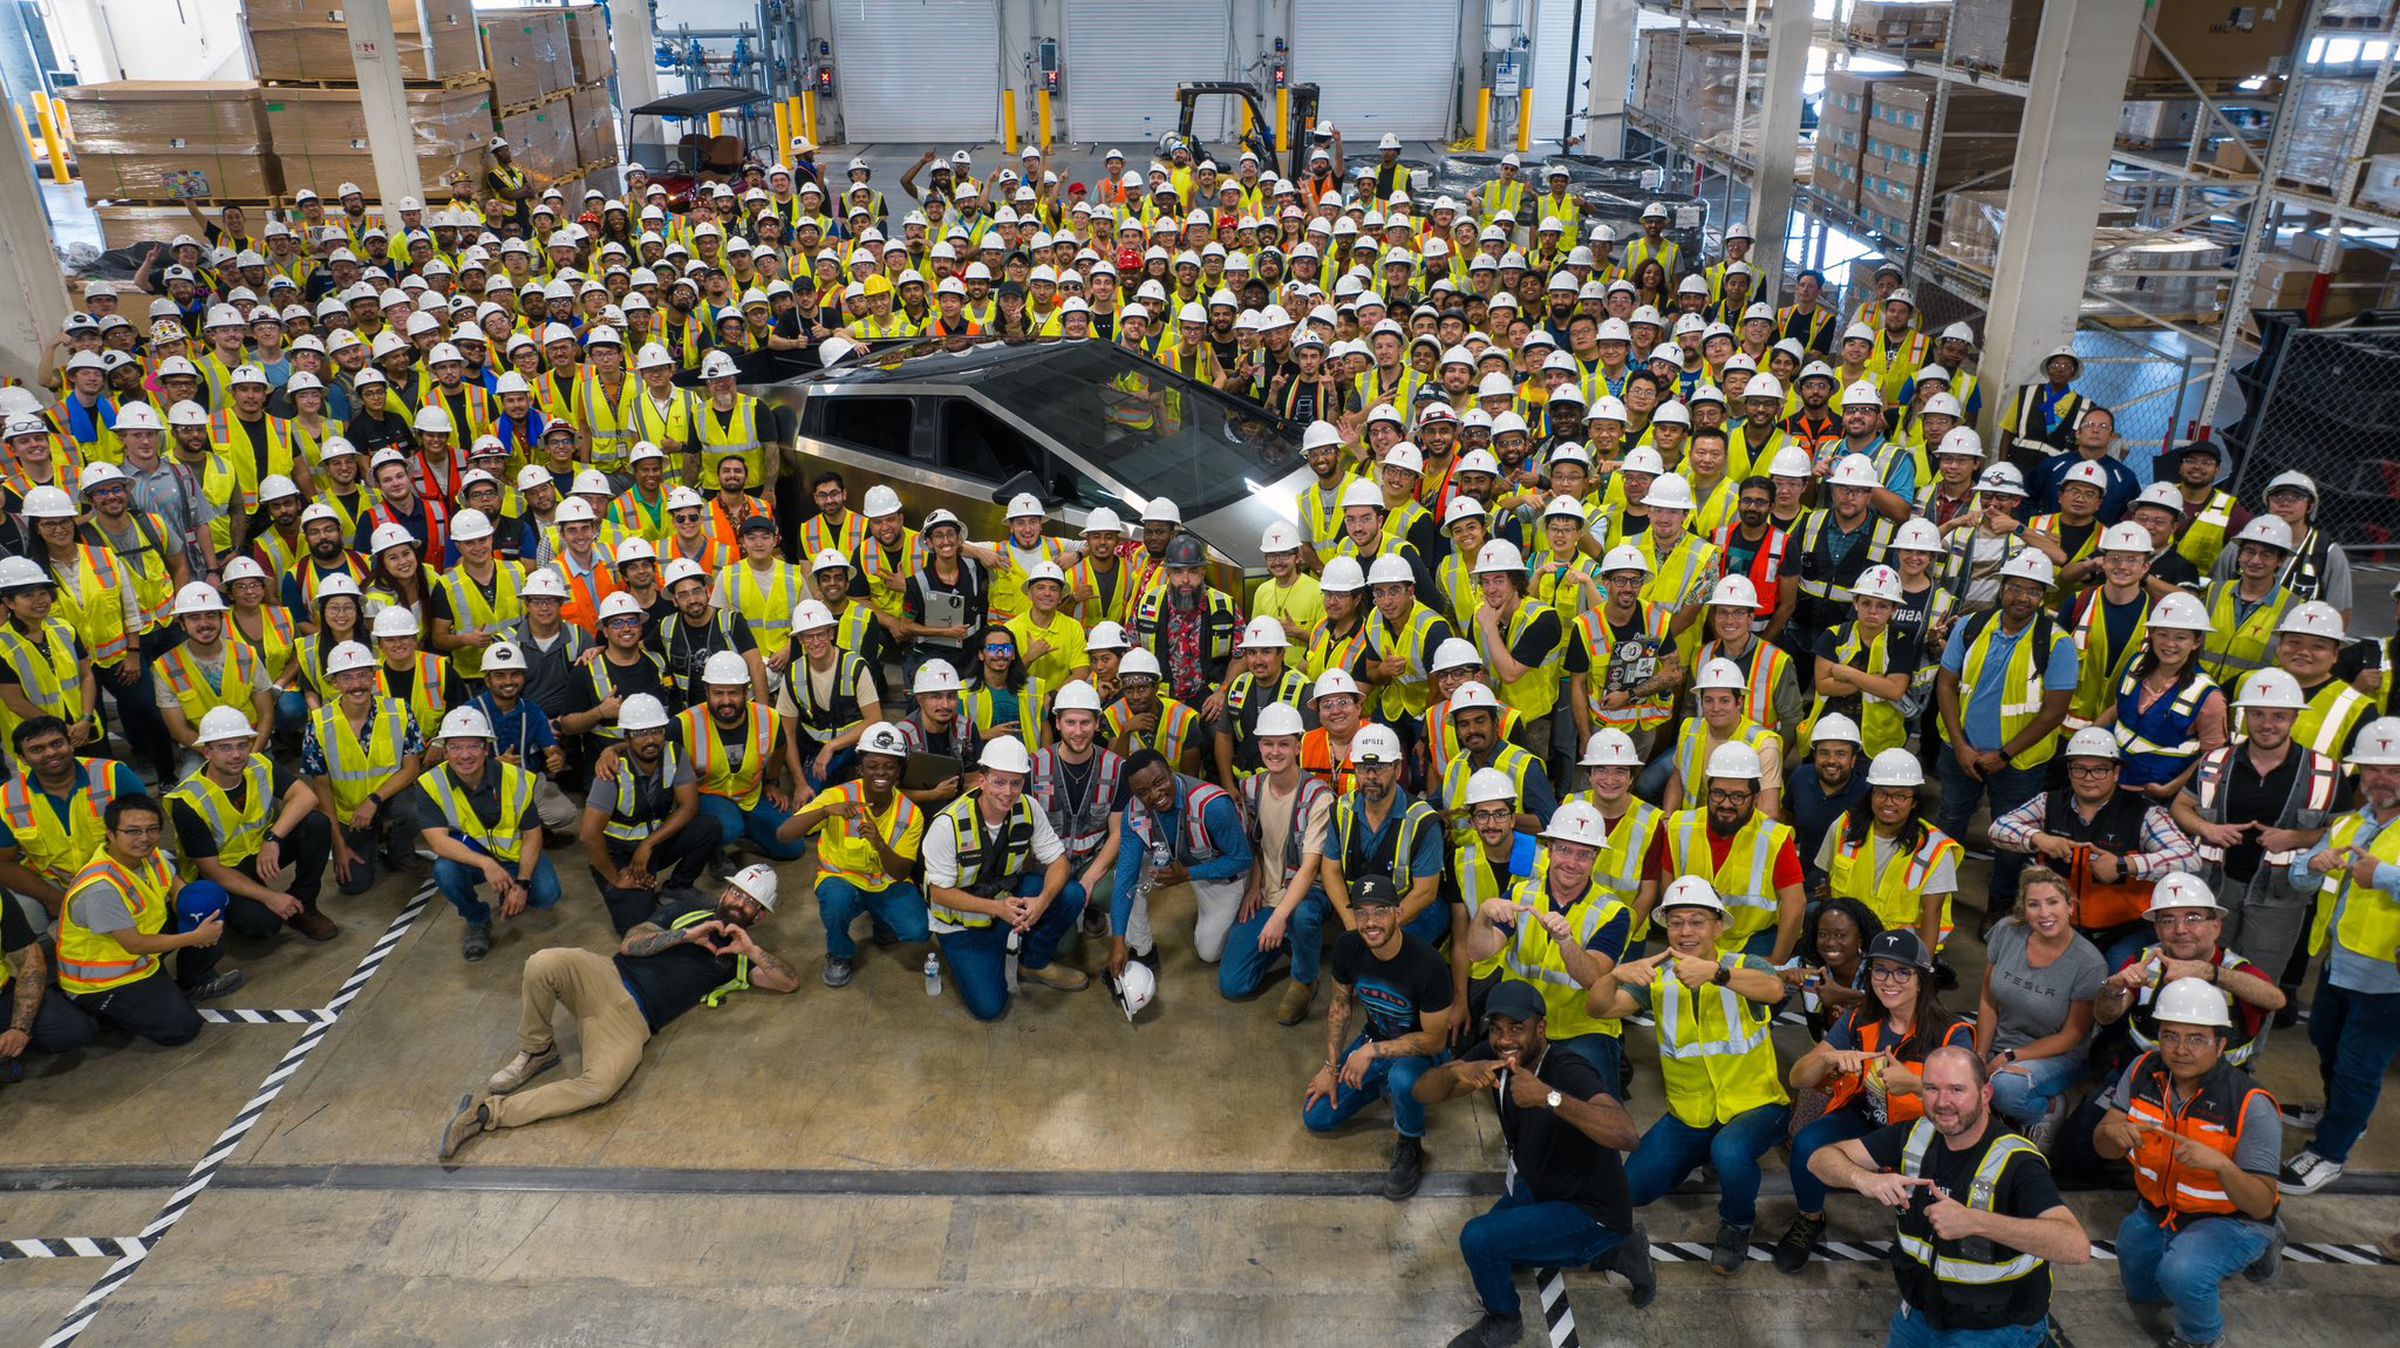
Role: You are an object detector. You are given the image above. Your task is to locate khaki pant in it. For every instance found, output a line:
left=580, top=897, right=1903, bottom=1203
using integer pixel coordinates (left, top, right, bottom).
left=487, top=947, right=653, bottom=1129
left=533, top=777, right=581, bottom=833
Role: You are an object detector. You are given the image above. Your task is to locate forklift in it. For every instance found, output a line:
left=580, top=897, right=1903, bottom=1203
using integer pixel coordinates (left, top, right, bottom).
left=1172, top=81, right=1323, bottom=181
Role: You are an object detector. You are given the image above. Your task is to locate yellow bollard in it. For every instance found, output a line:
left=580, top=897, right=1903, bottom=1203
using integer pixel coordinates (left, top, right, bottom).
left=774, top=100, right=791, bottom=160
left=797, top=93, right=815, bottom=145
left=786, top=96, right=805, bottom=146
left=1277, top=86, right=1289, bottom=155
left=1001, top=87, right=1019, bottom=158
left=1476, top=88, right=1492, bottom=151
left=16, top=103, right=36, bottom=160
left=708, top=110, right=724, bottom=138
left=34, top=92, right=69, bottom=184
left=1036, top=88, right=1052, bottom=152
left=1516, top=90, right=1533, bottom=152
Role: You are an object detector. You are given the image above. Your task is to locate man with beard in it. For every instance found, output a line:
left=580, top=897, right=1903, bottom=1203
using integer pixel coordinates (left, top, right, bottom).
left=439, top=863, right=798, bottom=1158
left=1031, top=680, right=1127, bottom=941
left=280, top=502, right=367, bottom=614
left=577, top=692, right=717, bottom=934
left=924, top=737, right=1090, bottom=1021
left=1660, top=739, right=1806, bottom=962
left=465, top=640, right=578, bottom=834
left=1302, top=873, right=1459, bottom=1199
left=1790, top=714, right=1871, bottom=893
left=1107, top=745, right=1252, bottom=986
left=2159, top=441, right=2246, bottom=575
left=1129, top=533, right=1240, bottom=714
left=781, top=722, right=925, bottom=988
left=653, top=557, right=764, bottom=709
left=1810, top=1047, right=2091, bottom=1343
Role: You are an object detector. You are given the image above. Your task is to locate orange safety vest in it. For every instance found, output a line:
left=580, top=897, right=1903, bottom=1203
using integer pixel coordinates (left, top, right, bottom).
left=2121, top=1050, right=2278, bottom=1228
left=554, top=556, right=621, bottom=635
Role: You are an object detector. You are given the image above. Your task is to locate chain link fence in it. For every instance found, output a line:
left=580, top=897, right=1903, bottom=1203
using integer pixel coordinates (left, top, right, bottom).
left=2223, top=325, right=2400, bottom=564
left=2061, top=327, right=2211, bottom=471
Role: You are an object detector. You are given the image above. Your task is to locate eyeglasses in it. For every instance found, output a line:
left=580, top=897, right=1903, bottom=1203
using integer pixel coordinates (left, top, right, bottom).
left=2067, top=763, right=2116, bottom=779
left=111, top=824, right=162, bottom=840
left=1470, top=808, right=1515, bottom=824
left=1869, top=964, right=1919, bottom=983
left=1707, top=789, right=1753, bottom=806
left=2153, top=911, right=2216, bottom=927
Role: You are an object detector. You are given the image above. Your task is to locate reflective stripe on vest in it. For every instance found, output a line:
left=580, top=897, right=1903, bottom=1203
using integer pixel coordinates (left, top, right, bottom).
left=417, top=761, right=535, bottom=864
left=165, top=755, right=275, bottom=876
left=1897, top=1119, right=2047, bottom=1285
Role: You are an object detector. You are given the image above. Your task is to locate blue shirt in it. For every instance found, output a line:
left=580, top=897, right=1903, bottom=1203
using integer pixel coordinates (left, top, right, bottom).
left=1941, top=616, right=2079, bottom=752
left=1790, top=770, right=1872, bottom=886
left=2291, top=809, right=2400, bottom=995
left=0, top=760, right=149, bottom=852
left=1112, top=783, right=1252, bottom=935
left=2032, top=452, right=2140, bottom=524
left=1344, top=787, right=1446, bottom=887
left=467, top=692, right=557, bottom=765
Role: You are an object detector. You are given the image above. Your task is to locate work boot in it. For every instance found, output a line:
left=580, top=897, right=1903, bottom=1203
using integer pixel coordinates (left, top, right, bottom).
left=1615, top=1220, right=1657, bottom=1308
left=822, top=956, right=855, bottom=988
left=1443, top=1312, right=1524, bottom=1348
left=288, top=909, right=339, bottom=942
left=436, top=1091, right=490, bottom=1161
left=1274, top=979, right=1316, bottom=1026
left=486, top=1048, right=560, bottom=1095
left=1710, top=1220, right=1753, bottom=1276
left=461, top=923, right=494, bottom=962
left=185, top=969, right=245, bottom=1003
left=2245, top=1219, right=2287, bottom=1283
left=1019, top=961, right=1090, bottom=992
left=1383, top=1134, right=1426, bottom=1200
left=1772, top=1211, right=1825, bottom=1274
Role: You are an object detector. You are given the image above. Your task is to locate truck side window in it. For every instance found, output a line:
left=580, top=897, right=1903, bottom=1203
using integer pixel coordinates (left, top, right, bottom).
left=811, top=396, right=915, bottom=458
left=938, top=398, right=1045, bottom=484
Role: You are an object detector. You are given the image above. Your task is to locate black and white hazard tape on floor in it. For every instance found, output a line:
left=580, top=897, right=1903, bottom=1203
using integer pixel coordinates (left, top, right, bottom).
left=0, top=1238, right=144, bottom=1262
left=41, top=886, right=432, bottom=1348
left=197, top=1007, right=335, bottom=1025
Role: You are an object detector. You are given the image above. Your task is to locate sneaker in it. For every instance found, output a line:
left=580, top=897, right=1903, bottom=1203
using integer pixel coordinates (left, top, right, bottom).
left=1442, top=1311, right=1525, bottom=1348
left=288, top=909, right=340, bottom=942
left=461, top=923, right=494, bottom=962
left=2279, top=1149, right=2344, bottom=1195
left=1019, top=961, right=1091, bottom=991
left=2278, top=1101, right=2324, bottom=1130
left=1384, top=1134, right=1426, bottom=1201
left=486, top=1048, right=560, bottom=1095
left=1772, top=1211, right=1825, bottom=1274
left=1274, top=980, right=1317, bottom=1027
left=822, top=956, right=855, bottom=988
left=1615, top=1220, right=1657, bottom=1308
left=436, top=1091, right=489, bottom=1161
left=185, top=969, right=246, bottom=1003
left=1133, top=944, right=1162, bottom=973
left=2027, top=1094, right=2069, bottom=1154
left=2244, top=1219, right=2286, bottom=1284
left=1711, top=1220, right=1753, bottom=1276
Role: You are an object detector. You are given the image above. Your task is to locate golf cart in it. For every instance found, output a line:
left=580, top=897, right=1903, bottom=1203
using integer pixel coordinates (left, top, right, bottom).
left=626, top=86, right=774, bottom=207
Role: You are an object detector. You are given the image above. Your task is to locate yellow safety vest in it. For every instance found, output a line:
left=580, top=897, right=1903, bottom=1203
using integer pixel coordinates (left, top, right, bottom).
left=1826, top=818, right=1963, bottom=943
left=228, top=605, right=298, bottom=685
left=682, top=702, right=776, bottom=811
left=1958, top=610, right=2070, bottom=769
left=309, top=696, right=411, bottom=815
left=720, top=558, right=803, bottom=648
left=376, top=652, right=451, bottom=736
left=2313, top=808, right=2400, bottom=962
left=1805, top=623, right=1906, bottom=757
left=2065, top=591, right=2151, bottom=727
left=165, top=754, right=276, bottom=878
left=0, top=616, right=85, bottom=743
left=1500, top=876, right=1627, bottom=1041
left=929, top=791, right=1042, bottom=928
left=2174, top=490, right=2235, bottom=572
left=56, top=852, right=179, bottom=995
left=416, top=760, right=535, bottom=864
left=1366, top=601, right=1444, bottom=721
left=696, top=394, right=766, bottom=485
left=577, top=371, right=643, bottom=471
left=205, top=409, right=299, bottom=515
left=48, top=545, right=133, bottom=667
left=0, top=759, right=123, bottom=886
left=1651, top=960, right=1789, bottom=1128
left=85, top=511, right=179, bottom=632
left=156, top=641, right=267, bottom=730
left=1665, top=807, right=1792, bottom=954
left=2289, top=678, right=2374, bottom=770
left=434, top=562, right=526, bottom=681
left=2199, top=581, right=2291, bottom=685
left=1476, top=598, right=1562, bottom=721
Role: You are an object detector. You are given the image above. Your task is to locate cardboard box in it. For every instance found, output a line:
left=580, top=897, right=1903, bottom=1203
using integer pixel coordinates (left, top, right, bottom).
left=498, top=96, right=577, bottom=182
left=481, top=8, right=573, bottom=110
left=2359, top=154, right=2400, bottom=212
left=56, top=81, right=269, bottom=154
left=1847, top=1, right=1951, bottom=52
left=563, top=5, right=613, bottom=86
left=261, top=84, right=495, bottom=202
left=245, top=0, right=483, bottom=84
left=79, top=152, right=279, bottom=202
left=569, top=83, right=615, bottom=168
left=2118, top=100, right=2202, bottom=147
left=1954, top=0, right=2303, bottom=82
left=2216, top=137, right=2258, bottom=173
left=2280, top=78, right=2400, bottom=192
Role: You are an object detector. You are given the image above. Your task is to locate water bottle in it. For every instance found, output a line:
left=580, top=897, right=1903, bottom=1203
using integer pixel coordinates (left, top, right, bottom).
left=923, top=953, right=942, bottom=998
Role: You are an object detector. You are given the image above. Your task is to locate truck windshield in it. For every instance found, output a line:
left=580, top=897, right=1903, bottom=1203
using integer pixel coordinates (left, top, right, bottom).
left=973, top=343, right=1306, bottom=517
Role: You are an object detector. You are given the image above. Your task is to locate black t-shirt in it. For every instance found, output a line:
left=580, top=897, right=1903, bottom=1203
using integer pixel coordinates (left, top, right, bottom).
left=169, top=762, right=300, bottom=862
left=574, top=650, right=670, bottom=721
left=381, top=661, right=471, bottom=716
left=1861, top=1120, right=2065, bottom=1331
left=1460, top=1042, right=1634, bottom=1230
left=2, top=886, right=34, bottom=956
left=651, top=610, right=759, bottom=707
left=903, top=558, right=989, bottom=652
left=1810, top=623, right=1922, bottom=725
left=614, top=899, right=743, bottom=1032
left=0, top=619, right=85, bottom=690
left=2219, top=748, right=2305, bottom=883
left=1328, top=931, right=1453, bottom=1041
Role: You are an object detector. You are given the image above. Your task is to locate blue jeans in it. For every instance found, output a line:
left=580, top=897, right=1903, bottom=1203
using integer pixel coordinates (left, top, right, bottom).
left=2116, top=1207, right=2275, bottom=1346
left=1302, top=1031, right=1443, bottom=1139
left=1885, top=1305, right=2051, bottom=1348
left=816, top=877, right=928, bottom=960
left=1789, top=1107, right=1879, bottom=1214
left=1219, top=886, right=1329, bottom=997
left=275, top=689, right=309, bottom=733
left=434, top=854, right=563, bottom=924
left=1460, top=1185, right=1624, bottom=1318
left=932, top=876, right=1086, bottom=1022
left=1636, top=748, right=1676, bottom=803
left=1987, top=1053, right=2086, bottom=1128
left=1552, top=1033, right=1626, bottom=1098
left=800, top=745, right=859, bottom=794
left=1401, top=896, right=1454, bottom=950
left=699, top=793, right=811, bottom=861
left=1624, top=1102, right=1791, bottom=1225
left=1934, top=745, right=2045, bottom=913
left=2308, top=966, right=2400, bottom=1163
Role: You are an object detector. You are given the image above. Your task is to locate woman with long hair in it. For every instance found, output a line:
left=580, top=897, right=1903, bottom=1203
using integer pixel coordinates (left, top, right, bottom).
left=962, top=623, right=1048, bottom=750
left=1977, top=866, right=2106, bottom=1138
left=2093, top=593, right=2226, bottom=800
left=1775, top=925, right=1972, bottom=1271
left=364, top=533, right=430, bottom=630
left=1784, top=896, right=1882, bottom=1036
left=1632, top=258, right=1671, bottom=312
left=289, top=575, right=369, bottom=713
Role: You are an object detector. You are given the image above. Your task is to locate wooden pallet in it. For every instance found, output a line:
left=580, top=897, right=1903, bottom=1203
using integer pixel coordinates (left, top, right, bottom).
left=261, top=71, right=490, bottom=92
left=495, top=87, right=572, bottom=118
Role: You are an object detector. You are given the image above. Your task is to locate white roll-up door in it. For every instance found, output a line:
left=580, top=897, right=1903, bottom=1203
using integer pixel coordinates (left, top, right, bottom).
left=834, top=0, right=1000, bottom=142
left=1530, top=0, right=1597, bottom=149
left=1062, top=0, right=1235, bottom=144
left=1292, top=0, right=1463, bottom=140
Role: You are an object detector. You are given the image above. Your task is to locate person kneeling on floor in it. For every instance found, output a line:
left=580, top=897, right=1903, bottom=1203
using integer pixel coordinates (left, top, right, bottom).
left=55, top=795, right=244, bottom=1045
left=166, top=706, right=338, bottom=944
left=922, top=736, right=1089, bottom=1021
left=782, top=721, right=929, bottom=988
left=1416, top=976, right=1655, bottom=1346
left=439, top=863, right=800, bottom=1158
left=419, top=705, right=562, bottom=962
left=577, top=693, right=721, bottom=935
left=1302, top=873, right=1458, bottom=1200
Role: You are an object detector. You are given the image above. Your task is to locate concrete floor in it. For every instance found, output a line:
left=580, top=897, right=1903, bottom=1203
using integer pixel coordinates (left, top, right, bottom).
left=5, top=849, right=2400, bottom=1346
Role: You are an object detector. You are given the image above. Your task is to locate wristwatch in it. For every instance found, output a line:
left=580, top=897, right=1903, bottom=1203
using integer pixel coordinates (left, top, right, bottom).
left=1544, top=1089, right=1563, bottom=1110
left=1711, top=957, right=1732, bottom=987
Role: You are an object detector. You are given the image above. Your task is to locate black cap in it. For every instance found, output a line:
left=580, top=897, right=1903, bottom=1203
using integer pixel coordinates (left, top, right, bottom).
left=738, top=515, right=778, bottom=535
left=1484, top=979, right=1547, bottom=1023
left=1349, top=875, right=1401, bottom=910
left=2166, top=440, right=2222, bottom=461
left=1865, top=929, right=1933, bottom=972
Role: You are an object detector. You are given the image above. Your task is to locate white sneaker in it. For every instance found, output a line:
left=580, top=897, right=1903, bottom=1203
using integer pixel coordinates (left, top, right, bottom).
left=486, top=1048, right=561, bottom=1095
left=2026, top=1094, right=2069, bottom=1154
left=2278, top=1149, right=2344, bottom=1195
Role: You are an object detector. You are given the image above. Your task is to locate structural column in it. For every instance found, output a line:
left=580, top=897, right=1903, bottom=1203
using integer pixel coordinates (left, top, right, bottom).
left=344, top=0, right=427, bottom=226
left=1976, top=0, right=2148, bottom=440
left=1748, top=0, right=1811, bottom=297
left=1580, top=0, right=1636, bottom=156
left=612, top=0, right=663, bottom=155
left=0, top=75, right=70, bottom=380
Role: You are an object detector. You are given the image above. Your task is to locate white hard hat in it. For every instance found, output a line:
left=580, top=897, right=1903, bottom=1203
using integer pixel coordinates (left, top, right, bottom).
left=1706, top=741, right=1763, bottom=780
left=1118, top=648, right=1162, bottom=681
left=912, top=662, right=963, bottom=695
left=325, top=641, right=377, bottom=676
left=1599, top=544, right=1651, bottom=576
left=553, top=498, right=598, bottom=525
left=1086, top=622, right=1130, bottom=652
left=2232, top=516, right=2293, bottom=552
left=2353, top=717, right=2400, bottom=767
left=1462, top=766, right=1520, bottom=809
left=450, top=508, right=495, bottom=542
left=1889, top=518, right=1944, bottom=554
left=1338, top=478, right=1384, bottom=512
left=371, top=606, right=420, bottom=640
left=2234, top=667, right=2307, bottom=711
left=173, top=581, right=227, bottom=617
left=729, top=862, right=780, bottom=911
left=1260, top=520, right=1303, bottom=554
left=2100, top=522, right=2151, bottom=554
left=1312, top=668, right=1362, bottom=702
left=1998, top=550, right=2056, bottom=587
left=2148, top=591, right=2215, bottom=633
left=1366, top=554, right=1415, bottom=589
left=1865, top=747, right=1925, bottom=789
left=1110, top=959, right=1158, bottom=1022
left=1811, top=712, right=1862, bottom=746
left=863, top=484, right=904, bottom=518
left=2064, top=726, right=2120, bottom=761
left=2276, top=600, right=2349, bottom=644
left=1351, top=724, right=1405, bottom=764
left=1657, top=875, right=1726, bottom=915
left=617, top=692, right=670, bottom=733
left=1579, top=728, right=1643, bottom=768
left=1238, top=616, right=1289, bottom=650
left=1768, top=446, right=1813, bottom=479
left=1472, top=539, right=1527, bottom=575
left=411, top=404, right=455, bottom=435
left=2152, top=975, right=2232, bottom=1029
left=195, top=706, right=256, bottom=745
left=437, top=706, right=495, bottom=742
left=369, top=522, right=416, bottom=555
left=1641, top=472, right=1697, bottom=512
left=2147, top=873, right=2226, bottom=919
left=21, top=485, right=76, bottom=519
left=1430, top=638, right=1482, bottom=674
left=521, top=569, right=570, bottom=600
left=1253, top=702, right=1306, bottom=738
left=1447, top=682, right=1501, bottom=717
left=2131, top=482, right=2186, bottom=517
left=858, top=722, right=910, bottom=758
left=1707, top=574, right=1759, bottom=610
left=1975, top=462, right=2028, bottom=496
left=702, top=650, right=751, bottom=686
left=480, top=640, right=528, bottom=673
left=1540, top=799, right=1609, bottom=848
left=1841, top=381, right=1883, bottom=409
left=792, top=599, right=837, bottom=632
left=979, top=737, right=1035, bottom=775
left=1826, top=453, right=1880, bottom=490
left=1693, top=657, right=1747, bottom=692
left=257, top=474, right=302, bottom=505
left=1851, top=564, right=1904, bottom=604
left=1050, top=680, right=1104, bottom=715
left=1935, top=426, right=1986, bottom=460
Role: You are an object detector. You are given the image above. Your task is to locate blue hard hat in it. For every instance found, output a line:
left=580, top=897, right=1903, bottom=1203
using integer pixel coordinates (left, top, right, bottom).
left=178, top=880, right=230, bottom=930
